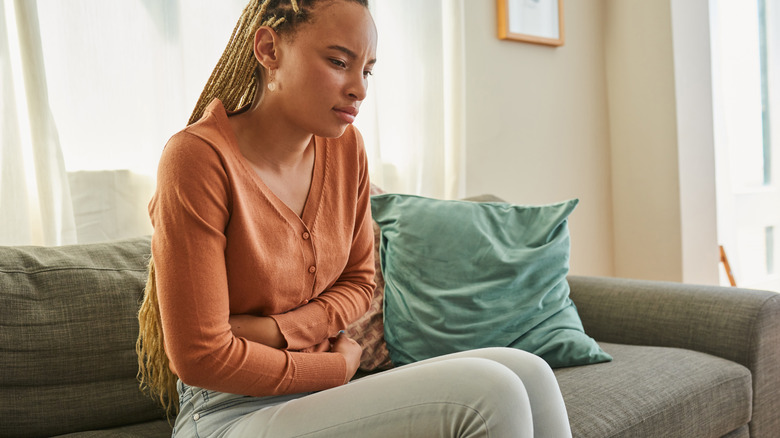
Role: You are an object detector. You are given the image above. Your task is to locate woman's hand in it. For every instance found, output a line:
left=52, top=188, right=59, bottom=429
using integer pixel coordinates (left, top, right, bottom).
left=329, top=331, right=362, bottom=384
left=229, top=314, right=287, bottom=349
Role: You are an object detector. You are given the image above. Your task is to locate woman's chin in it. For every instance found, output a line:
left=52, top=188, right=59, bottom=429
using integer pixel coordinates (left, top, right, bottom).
left=316, top=124, right=350, bottom=139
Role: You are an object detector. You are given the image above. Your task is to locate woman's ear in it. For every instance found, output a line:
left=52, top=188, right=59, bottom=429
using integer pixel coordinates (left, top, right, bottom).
left=254, top=26, right=280, bottom=70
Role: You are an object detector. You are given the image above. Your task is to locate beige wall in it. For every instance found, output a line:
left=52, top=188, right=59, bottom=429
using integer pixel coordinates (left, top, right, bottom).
left=462, top=0, right=615, bottom=277
left=604, top=0, right=683, bottom=281
left=604, top=0, right=718, bottom=284
left=461, top=0, right=719, bottom=284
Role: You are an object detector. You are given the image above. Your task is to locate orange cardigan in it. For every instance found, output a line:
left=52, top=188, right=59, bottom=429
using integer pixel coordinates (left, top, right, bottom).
left=149, top=99, right=375, bottom=397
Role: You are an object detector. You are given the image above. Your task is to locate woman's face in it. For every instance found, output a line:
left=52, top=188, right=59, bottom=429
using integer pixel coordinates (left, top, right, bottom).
left=270, top=0, right=377, bottom=138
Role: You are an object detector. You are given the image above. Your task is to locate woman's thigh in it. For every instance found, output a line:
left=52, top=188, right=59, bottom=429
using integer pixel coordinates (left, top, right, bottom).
left=224, top=356, right=534, bottom=438
left=172, top=380, right=309, bottom=438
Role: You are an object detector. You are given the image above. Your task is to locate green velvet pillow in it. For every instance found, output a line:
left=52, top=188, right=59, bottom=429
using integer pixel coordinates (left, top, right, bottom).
left=371, top=194, right=612, bottom=368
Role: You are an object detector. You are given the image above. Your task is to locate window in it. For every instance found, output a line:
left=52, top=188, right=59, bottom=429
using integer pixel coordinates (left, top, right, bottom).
left=713, top=0, right=779, bottom=290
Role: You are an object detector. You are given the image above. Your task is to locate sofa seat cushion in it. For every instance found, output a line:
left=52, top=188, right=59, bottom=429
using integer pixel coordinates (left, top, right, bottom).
left=554, top=342, right=751, bottom=438
left=52, top=420, right=172, bottom=437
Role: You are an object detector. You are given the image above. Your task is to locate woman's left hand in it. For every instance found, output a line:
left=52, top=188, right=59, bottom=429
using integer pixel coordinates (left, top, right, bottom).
left=229, top=314, right=287, bottom=349
left=329, top=332, right=362, bottom=383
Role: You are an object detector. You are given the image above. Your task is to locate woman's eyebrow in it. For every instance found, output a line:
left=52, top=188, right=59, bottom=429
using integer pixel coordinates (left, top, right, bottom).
left=328, top=45, right=377, bottom=65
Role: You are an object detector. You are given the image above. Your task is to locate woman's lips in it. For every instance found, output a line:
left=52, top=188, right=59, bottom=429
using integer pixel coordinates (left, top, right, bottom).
left=334, top=106, right=358, bottom=124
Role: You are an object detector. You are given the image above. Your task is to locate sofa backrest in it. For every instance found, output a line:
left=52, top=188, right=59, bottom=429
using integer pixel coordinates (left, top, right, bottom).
left=0, top=236, right=167, bottom=437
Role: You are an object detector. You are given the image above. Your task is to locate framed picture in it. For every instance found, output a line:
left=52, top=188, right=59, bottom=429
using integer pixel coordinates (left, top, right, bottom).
left=497, top=0, right=564, bottom=47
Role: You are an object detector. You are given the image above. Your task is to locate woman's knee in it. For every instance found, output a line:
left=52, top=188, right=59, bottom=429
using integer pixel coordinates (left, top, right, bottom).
left=460, top=349, right=572, bottom=438
left=419, top=357, right=534, bottom=437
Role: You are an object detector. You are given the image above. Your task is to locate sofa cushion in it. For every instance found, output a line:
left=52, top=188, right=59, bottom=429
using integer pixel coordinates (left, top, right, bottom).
left=52, top=419, right=172, bottom=438
left=0, top=236, right=169, bottom=437
left=344, top=184, right=393, bottom=372
left=371, top=193, right=611, bottom=368
left=555, top=342, right=752, bottom=438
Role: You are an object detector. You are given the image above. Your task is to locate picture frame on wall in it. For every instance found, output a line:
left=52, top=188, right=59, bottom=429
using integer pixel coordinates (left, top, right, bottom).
left=497, top=0, right=565, bottom=47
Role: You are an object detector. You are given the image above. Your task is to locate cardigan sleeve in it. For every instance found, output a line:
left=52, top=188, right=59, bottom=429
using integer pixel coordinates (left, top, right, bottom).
left=271, top=129, right=375, bottom=351
left=149, top=130, right=348, bottom=396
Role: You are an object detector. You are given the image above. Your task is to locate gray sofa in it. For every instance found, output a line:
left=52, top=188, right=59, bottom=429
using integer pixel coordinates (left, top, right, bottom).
left=1, top=236, right=778, bottom=437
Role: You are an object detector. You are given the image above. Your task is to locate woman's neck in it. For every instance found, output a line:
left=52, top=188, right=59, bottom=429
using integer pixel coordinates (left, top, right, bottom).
left=228, top=100, right=313, bottom=171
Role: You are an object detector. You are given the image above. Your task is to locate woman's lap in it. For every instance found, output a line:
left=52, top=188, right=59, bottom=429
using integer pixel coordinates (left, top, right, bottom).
left=173, top=347, right=571, bottom=438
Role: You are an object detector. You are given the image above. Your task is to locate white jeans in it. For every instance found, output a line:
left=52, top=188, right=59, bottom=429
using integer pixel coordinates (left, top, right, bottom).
left=173, top=347, right=572, bottom=438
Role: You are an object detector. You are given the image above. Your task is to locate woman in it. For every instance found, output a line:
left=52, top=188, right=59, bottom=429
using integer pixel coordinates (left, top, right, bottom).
left=137, top=0, right=573, bottom=436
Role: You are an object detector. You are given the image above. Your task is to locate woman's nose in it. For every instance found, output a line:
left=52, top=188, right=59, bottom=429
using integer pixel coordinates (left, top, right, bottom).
left=347, top=73, right=368, bottom=101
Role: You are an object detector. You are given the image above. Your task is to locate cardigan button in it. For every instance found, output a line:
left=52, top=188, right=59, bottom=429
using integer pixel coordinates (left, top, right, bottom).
left=193, top=413, right=200, bottom=421
left=308, top=266, right=316, bottom=274
left=302, top=232, right=310, bottom=240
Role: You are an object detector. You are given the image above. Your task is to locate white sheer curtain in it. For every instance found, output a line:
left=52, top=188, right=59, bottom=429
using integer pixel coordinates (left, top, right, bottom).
left=358, top=0, right=466, bottom=199
left=1, top=0, right=75, bottom=245
left=1, top=0, right=466, bottom=246
left=2, top=0, right=246, bottom=245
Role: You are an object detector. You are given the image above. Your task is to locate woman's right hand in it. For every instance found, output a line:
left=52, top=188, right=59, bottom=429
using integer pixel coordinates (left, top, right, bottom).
left=330, top=332, right=362, bottom=384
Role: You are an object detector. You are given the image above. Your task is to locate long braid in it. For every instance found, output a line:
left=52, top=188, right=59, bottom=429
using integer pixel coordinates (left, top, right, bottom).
left=135, top=258, right=176, bottom=417
left=188, top=0, right=273, bottom=125
left=137, top=0, right=370, bottom=421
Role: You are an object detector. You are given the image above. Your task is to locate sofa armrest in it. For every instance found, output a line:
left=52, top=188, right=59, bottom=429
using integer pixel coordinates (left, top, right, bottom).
left=567, top=275, right=780, bottom=437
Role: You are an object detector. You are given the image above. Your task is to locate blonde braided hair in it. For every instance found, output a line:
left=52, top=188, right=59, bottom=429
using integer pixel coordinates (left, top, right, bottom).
left=187, top=0, right=297, bottom=125
left=136, top=0, right=369, bottom=420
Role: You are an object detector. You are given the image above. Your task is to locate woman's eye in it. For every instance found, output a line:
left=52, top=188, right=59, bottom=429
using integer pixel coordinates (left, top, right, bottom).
left=330, top=59, right=347, bottom=68
left=363, top=70, right=373, bottom=78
